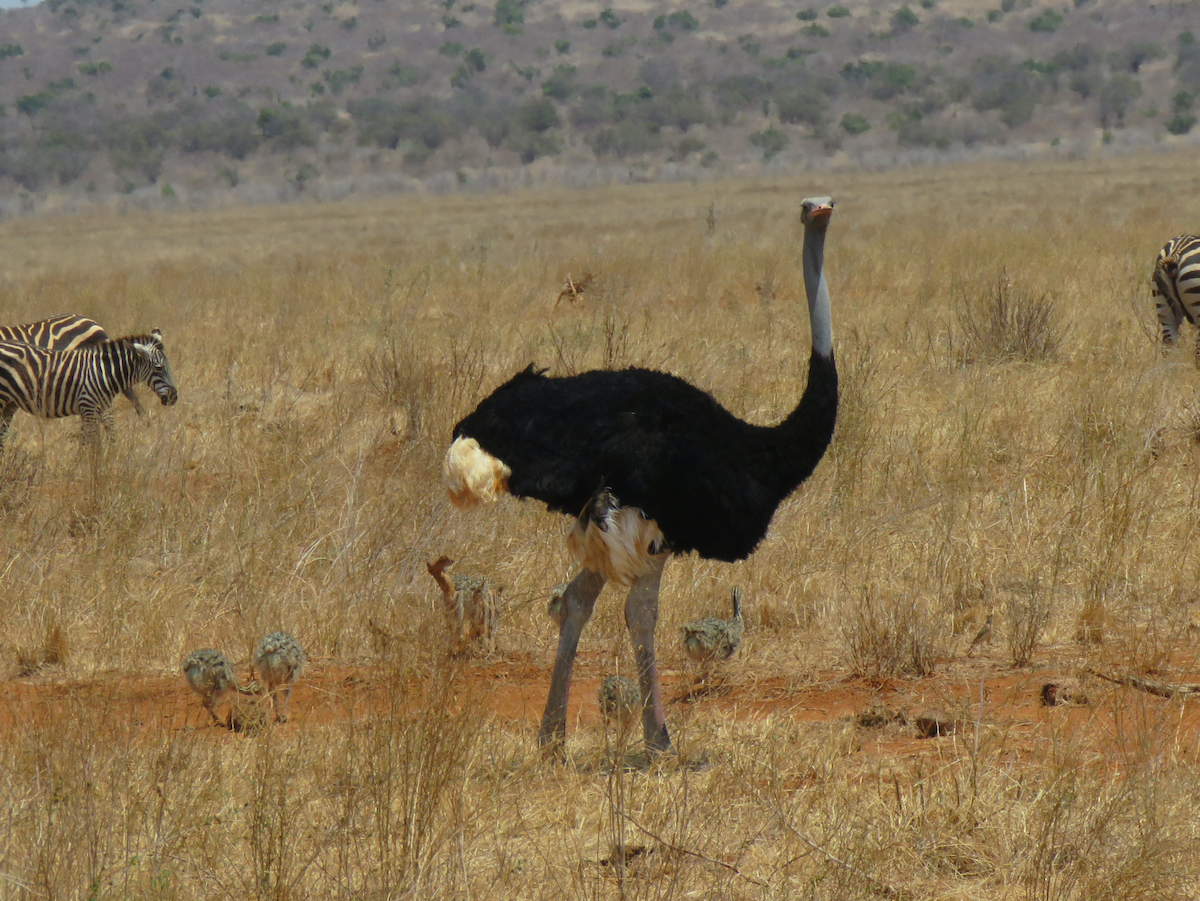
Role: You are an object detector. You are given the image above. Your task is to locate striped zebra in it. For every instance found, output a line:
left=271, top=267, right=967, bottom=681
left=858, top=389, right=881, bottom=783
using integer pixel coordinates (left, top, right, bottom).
left=0, top=329, right=178, bottom=447
left=1152, top=235, right=1200, bottom=359
left=0, top=314, right=146, bottom=415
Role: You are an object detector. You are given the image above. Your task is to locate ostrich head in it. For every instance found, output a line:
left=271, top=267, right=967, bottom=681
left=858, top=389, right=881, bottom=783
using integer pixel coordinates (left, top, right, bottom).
left=800, top=197, right=834, bottom=229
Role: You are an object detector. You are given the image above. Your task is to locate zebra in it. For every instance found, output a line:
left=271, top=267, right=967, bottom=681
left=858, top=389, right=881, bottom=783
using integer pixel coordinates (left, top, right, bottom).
left=0, top=329, right=178, bottom=447
left=1151, top=235, right=1200, bottom=360
left=0, top=314, right=145, bottom=415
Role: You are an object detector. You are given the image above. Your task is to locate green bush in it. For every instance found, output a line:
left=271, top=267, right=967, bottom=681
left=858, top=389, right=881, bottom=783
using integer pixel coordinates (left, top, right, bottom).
left=266, top=42, right=286, bottom=56
left=257, top=104, right=317, bottom=149
left=828, top=6, right=850, bottom=17
left=796, top=8, right=818, bottom=21
left=439, top=42, right=463, bottom=57
left=77, top=60, right=113, bottom=75
left=668, top=10, right=699, bottom=30
left=1028, top=9, right=1063, bottom=33
left=986, top=9, right=1002, bottom=22
left=388, top=62, right=421, bottom=86
left=464, top=49, right=486, bottom=72
left=494, top=0, right=525, bottom=28
left=599, top=8, right=621, bottom=28
left=301, top=44, right=331, bottom=68
left=802, top=23, right=830, bottom=36
left=324, top=66, right=363, bottom=94
left=749, top=126, right=788, bottom=159
left=555, top=39, right=570, bottom=53
left=1167, top=113, right=1197, bottom=135
left=17, top=92, right=56, bottom=116
left=841, top=112, right=870, bottom=134
left=0, top=44, right=24, bottom=59
left=541, top=64, right=577, bottom=101
left=203, top=85, right=221, bottom=98
left=891, top=6, right=919, bottom=32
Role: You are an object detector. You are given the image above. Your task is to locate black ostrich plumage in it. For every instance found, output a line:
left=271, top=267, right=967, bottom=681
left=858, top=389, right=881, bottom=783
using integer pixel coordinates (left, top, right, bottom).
left=451, top=351, right=837, bottom=562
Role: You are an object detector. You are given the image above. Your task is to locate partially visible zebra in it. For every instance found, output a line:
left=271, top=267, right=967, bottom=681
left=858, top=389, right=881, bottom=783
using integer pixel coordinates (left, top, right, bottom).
left=1152, top=235, right=1200, bottom=359
left=0, top=314, right=145, bottom=415
left=0, top=329, right=178, bottom=447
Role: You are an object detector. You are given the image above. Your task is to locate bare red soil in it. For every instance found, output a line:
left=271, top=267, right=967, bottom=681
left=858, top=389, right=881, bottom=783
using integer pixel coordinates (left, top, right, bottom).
left=5, top=647, right=1196, bottom=771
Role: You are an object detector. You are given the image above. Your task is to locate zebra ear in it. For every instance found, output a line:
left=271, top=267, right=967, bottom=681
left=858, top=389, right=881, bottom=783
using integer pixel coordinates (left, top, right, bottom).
left=132, top=342, right=153, bottom=359
left=151, top=329, right=163, bottom=343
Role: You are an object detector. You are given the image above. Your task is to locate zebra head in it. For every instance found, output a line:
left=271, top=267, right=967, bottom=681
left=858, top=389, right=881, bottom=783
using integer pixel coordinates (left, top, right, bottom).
left=132, top=329, right=178, bottom=406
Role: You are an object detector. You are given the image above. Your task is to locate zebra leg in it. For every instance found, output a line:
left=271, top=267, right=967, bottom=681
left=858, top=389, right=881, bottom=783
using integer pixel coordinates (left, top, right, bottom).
left=122, top=386, right=146, bottom=416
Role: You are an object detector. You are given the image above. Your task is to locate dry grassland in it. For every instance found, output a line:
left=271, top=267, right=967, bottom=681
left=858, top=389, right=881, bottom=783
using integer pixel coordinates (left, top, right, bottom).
left=3, top=150, right=1200, bottom=898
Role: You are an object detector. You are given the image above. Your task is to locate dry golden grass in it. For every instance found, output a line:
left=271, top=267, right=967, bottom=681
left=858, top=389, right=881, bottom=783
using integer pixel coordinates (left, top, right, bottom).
left=2, top=150, right=1200, bottom=897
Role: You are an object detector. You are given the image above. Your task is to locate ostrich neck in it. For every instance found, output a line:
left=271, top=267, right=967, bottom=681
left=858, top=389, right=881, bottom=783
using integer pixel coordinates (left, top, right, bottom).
left=764, top=219, right=838, bottom=494
left=802, top=224, right=832, bottom=358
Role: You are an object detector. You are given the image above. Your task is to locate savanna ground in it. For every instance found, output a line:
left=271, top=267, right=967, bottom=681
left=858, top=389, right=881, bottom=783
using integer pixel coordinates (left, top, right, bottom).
left=2, top=150, right=1200, bottom=898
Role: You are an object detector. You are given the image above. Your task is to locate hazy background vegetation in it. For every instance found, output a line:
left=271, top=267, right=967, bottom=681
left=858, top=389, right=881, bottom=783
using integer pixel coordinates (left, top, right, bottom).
left=0, top=0, right=1199, bottom=214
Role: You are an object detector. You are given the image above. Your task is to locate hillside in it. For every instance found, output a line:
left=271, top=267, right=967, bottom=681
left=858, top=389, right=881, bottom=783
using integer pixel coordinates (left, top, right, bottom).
left=0, top=0, right=1198, bottom=211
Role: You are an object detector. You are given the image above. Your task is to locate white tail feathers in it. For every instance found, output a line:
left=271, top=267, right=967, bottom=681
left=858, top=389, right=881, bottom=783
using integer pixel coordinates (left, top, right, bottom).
left=567, top=504, right=666, bottom=586
left=444, top=436, right=512, bottom=508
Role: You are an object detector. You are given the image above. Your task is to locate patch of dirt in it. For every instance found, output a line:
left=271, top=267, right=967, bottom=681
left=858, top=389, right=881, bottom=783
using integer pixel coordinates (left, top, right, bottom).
left=6, top=644, right=1198, bottom=770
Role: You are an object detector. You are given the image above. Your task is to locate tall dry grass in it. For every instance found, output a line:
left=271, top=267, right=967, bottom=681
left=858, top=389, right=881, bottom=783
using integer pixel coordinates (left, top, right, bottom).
left=1, top=150, right=1200, bottom=896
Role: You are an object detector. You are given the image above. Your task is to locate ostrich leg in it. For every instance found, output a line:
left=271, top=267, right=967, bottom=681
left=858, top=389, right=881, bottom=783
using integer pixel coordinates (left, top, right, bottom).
left=539, top=568, right=607, bottom=754
left=625, top=555, right=670, bottom=753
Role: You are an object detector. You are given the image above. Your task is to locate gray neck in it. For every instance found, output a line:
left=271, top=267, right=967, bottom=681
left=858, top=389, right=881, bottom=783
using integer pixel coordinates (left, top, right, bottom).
left=802, top=225, right=833, bottom=358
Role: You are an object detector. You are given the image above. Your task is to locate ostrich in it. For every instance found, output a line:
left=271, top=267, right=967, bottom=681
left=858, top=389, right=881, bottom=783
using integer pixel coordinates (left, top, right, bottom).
left=254, top=631, right=306, bottom=722
left=182, top=648, right=260, bottom=727
left=598, top=674, right=641, bottom=734
left=681, top=586, right=745, bottom=671
left=445, top=197, right=838, bottom=754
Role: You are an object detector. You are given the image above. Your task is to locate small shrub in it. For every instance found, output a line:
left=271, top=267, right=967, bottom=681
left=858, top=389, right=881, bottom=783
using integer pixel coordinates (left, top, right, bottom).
left=801, top=23, right=830, bottom=37
left=555, top=39, right=570, bottom=53
left=266, top=42, right=286, bottom=56
left=598, top=8, right=621, bottom=28
left=827, top=5, right=849, bottom=17
left=796, top=7, right=818, bottom=21
left=301, top=43, right=331, bottom=68
left=341, top=15, right=357, bottom=28
left=956, top=269, right=1062, bottom=363
left=368, top=32, right=387, bottom=50
left=463, top=48, right=486, bottom=71
left=841, top=112, right=870, bottom=134
left=494, top=0, right=525, bottom=27
left=0, top=44, right=25, bottom=59
left=439, top=41, right=463, bottom=57
left=1166, top=114, right=1196, bottom=134
left=749, top=126, right=788, bottom=159
left=1028, top=9, right=1063, bottom=33
left=986, top=8, right=1003, bottom=21
left=582, top=18, right=597, bottom=28
left=891, top=5, right=919, bottom=32
left=843, top=590, right=941, bottom=677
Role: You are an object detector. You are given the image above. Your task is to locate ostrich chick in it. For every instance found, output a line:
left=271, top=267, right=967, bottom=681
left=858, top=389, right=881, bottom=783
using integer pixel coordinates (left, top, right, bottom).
left=254, top=631, right=306, bottom=722
left=598, top=675, right=641, bottom=732
left=183, top=648, right=258, bottom=727
left=681, top=587, right=745, bottom=669
left=427, top=556, right=499, bottom=652
left=547, top=582, right=570, bottom=628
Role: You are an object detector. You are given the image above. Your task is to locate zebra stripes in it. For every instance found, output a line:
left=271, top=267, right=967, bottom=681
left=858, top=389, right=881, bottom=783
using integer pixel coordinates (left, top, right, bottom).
left=0, top=314, right=146, bottom=415
left=0, top=314, right=110, bottom=352
left=1152, top=234, right=1200, bottom=356
left=0, top=329, right=178, bottom=446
